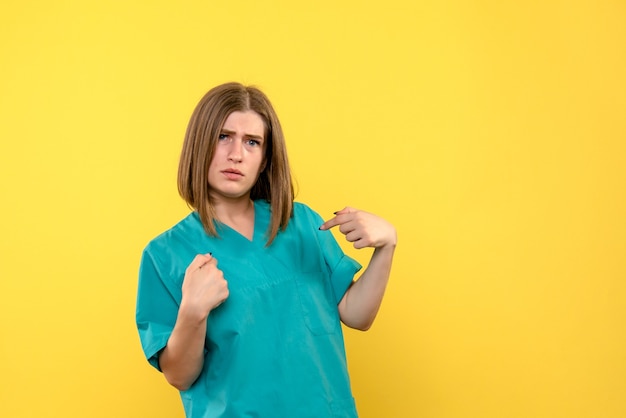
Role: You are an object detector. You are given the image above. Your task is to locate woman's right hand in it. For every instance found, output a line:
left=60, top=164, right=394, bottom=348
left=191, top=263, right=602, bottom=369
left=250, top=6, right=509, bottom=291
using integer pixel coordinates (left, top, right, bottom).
left=180, top=254, right=229, bottom=319
left=160, top=254, right=227, bottom=390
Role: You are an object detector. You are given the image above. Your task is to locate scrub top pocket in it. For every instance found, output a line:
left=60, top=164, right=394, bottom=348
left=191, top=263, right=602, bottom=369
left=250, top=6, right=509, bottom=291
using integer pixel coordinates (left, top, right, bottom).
left=295, top=271, right=341, bottom=336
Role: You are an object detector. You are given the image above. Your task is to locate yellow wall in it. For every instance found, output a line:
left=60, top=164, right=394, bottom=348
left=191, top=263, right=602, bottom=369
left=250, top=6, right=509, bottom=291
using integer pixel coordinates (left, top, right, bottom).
left=1, top=1, right=624, bottom=417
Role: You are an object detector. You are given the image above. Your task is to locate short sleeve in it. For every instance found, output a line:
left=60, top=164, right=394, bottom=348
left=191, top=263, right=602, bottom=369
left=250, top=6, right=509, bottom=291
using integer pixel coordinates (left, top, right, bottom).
left=302, top=205, right=362, bottom=304
left=317, top=228, right=362, bottom=304
left=135, top=248, right=179, bottom=371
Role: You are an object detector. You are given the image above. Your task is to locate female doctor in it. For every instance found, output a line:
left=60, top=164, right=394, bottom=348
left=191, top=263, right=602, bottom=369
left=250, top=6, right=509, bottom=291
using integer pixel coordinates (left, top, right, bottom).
left=136, top=82, right=397, bottom=418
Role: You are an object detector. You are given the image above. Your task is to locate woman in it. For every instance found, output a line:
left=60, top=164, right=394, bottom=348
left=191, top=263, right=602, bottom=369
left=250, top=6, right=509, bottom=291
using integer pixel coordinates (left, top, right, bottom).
left=136, top=82, right=397, bottom=417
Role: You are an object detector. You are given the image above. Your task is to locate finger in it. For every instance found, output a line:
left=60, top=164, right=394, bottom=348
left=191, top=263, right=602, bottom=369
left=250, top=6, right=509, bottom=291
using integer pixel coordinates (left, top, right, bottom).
left=319, top=210, right=356, bottom=231
left=198, top=259, right=216, bottom=269
left=319, top=216, right=339, bottom=231
left=334, top=206, right=355, bottom=215
left=352, top=239, right=369, bottom=249
left=344, top=230, right=362, bottom=243
left=214, top=286, right=230, bottom=308
left=200, top=255, right=218, bottom=270
left=338, top=221, right=358, bottom=235
left=320, top=214, right=352, bottom=231
left=343, top=231, right=371, bottom=249
left=187, top=253, right=213, bottom=272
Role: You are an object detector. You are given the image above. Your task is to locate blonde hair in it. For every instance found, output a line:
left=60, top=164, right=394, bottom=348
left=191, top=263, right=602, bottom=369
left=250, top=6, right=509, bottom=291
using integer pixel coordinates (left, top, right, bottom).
left=177, top=82, right=293, bottom=245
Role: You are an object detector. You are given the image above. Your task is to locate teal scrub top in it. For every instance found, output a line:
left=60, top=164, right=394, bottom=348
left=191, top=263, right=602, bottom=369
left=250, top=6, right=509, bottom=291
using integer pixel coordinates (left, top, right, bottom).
left=136, top=200, right=362, bottom=418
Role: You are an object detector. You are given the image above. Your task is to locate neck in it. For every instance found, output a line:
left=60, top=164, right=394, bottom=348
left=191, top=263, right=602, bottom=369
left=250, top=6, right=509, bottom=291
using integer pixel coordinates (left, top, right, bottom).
left=211, top=195, right=255, bottom=225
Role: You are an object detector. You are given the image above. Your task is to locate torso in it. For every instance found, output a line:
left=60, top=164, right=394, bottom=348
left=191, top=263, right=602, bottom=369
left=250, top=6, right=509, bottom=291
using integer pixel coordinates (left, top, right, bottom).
left=138, top=200, right=361, bottom=418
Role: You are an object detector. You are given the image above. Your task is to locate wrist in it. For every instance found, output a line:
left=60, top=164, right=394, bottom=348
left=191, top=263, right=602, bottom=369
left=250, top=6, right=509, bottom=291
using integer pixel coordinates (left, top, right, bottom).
left=376, top=238, right=397, bottom=253
left=178, top=300, right=210, bottom=325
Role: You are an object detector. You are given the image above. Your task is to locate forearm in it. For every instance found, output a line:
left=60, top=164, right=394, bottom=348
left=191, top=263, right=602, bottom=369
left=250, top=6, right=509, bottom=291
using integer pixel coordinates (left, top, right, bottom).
left=159, top=305, right=208, bottom=391
left=338, top=243, right=395, bottom=331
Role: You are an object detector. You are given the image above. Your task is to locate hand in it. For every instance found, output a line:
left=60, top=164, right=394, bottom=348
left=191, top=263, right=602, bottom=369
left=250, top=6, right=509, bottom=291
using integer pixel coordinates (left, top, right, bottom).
left=180, top=254, right=229, bottom=319
left=320, top=207, right=397, bottom=250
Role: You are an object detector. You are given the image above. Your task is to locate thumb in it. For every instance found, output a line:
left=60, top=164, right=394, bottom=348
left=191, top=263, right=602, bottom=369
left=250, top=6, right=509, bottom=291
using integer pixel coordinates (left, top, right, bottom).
left=186, top=253, right=213, bottom=274
left=333, top=206, right=354, bottom=215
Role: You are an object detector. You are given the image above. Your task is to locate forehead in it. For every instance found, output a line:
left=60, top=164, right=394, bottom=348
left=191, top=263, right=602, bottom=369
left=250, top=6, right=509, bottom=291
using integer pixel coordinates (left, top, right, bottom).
left=222, top=110, right=265, bottom=138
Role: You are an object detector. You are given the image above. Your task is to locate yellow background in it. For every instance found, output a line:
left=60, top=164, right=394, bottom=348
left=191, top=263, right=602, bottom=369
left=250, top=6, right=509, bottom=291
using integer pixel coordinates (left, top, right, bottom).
left=1, top=1, right=625, bottom=417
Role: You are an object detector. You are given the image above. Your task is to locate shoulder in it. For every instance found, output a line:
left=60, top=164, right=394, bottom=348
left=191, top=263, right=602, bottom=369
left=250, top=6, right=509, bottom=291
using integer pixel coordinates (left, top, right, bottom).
left=143, top=212, right=203, bottom=257
left=293, top=201, right=320, bottom=216
left=293, top=201, right=320, bottom=217
left=255, top=199, right=322, bottom=224
left=291, top=201, right=326, bottom=229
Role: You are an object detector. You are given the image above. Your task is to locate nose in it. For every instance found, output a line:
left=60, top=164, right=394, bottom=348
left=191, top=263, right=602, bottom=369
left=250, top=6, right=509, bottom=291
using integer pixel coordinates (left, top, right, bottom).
left=227, top=139, right=243, bottom=163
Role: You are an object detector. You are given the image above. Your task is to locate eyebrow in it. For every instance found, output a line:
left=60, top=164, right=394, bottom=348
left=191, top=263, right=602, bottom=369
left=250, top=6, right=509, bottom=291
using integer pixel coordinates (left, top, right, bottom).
left=220, top=128, right=264, bottom=140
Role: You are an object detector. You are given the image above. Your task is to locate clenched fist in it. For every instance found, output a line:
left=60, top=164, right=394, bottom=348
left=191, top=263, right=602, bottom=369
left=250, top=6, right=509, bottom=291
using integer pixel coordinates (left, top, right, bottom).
left=180, top=254, right=229, bottom=320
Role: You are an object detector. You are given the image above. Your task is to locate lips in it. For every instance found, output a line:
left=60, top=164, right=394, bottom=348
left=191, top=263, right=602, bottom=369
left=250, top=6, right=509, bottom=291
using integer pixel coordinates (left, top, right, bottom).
left=221, top=168, right=243, bottom=180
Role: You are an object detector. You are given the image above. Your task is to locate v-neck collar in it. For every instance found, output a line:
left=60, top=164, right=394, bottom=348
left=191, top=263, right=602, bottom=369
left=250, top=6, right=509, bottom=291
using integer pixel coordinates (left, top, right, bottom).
left=213, top=200, right=270, bottom=245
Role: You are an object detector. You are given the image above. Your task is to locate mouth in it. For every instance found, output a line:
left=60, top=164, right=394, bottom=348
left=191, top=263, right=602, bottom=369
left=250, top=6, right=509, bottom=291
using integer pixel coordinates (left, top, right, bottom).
left=222, top=168, right=243, bottom=175
left=221, top=168, right=244, bottom=179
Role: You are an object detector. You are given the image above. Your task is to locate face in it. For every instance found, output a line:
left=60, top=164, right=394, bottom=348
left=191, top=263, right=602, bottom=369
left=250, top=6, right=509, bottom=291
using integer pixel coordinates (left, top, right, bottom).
left=207, top=110, right=267, bottom=203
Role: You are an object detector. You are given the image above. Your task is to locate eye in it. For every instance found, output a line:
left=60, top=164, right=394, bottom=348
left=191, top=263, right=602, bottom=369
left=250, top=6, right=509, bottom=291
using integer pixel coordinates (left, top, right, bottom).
left=245, top=138, right=261, bottom=147
left=218, top=133, right=228, bottom=141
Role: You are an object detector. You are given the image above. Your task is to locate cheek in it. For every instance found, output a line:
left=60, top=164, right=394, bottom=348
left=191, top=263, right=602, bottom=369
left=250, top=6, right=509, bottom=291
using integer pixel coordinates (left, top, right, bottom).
left=208, top=149, right=224, bottom=168
left=256, top=155, right=267, bottom=173
left=206, top=155, right=220, bottom=181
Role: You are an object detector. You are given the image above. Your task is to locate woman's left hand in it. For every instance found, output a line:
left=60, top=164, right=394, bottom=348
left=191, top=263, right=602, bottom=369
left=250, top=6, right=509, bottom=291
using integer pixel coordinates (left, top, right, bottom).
left=319, top=207, right=397, bottom=250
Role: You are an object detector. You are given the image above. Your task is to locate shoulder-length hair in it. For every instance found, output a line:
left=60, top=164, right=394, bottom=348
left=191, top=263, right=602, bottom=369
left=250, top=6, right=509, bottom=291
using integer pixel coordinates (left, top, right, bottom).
left=177, top=82, right=294, bottom=245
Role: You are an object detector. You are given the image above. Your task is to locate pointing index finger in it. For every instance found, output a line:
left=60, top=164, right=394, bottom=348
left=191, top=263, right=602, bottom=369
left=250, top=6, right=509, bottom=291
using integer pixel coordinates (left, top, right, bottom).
left=319, top=208, right=352, bottom=231
left=319, top=216, right=340, bottom=231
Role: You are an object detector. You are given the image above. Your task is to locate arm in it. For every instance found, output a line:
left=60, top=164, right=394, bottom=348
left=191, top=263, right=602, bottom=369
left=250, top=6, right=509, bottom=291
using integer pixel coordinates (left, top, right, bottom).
left=159, top=254, right=229, bottom=391
left=320, top=207, right=397, bottom=331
